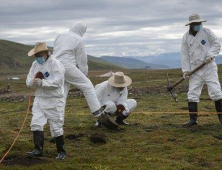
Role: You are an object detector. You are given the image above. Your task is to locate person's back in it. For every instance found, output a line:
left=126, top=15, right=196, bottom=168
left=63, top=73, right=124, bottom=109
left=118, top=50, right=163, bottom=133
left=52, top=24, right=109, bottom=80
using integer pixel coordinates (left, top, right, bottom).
left=53, top=22, right=88, bottom=75
left=53, top=31, right=80, bottom=67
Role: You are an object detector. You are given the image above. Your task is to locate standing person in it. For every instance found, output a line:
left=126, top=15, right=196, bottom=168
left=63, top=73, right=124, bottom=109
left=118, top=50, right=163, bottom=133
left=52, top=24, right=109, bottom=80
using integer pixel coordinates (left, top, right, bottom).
left=53, top=22, right=102, bottom=118
left=95, top=72, right=137, bottom=126
left=26, top=42, right=66, bottom=159
left=181, top=13, right=222, bottom=127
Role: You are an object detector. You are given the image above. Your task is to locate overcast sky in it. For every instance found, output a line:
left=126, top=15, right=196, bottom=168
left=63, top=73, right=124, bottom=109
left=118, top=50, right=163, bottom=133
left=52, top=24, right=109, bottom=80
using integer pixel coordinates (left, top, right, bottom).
left=1, top=0, right=222, bottom=57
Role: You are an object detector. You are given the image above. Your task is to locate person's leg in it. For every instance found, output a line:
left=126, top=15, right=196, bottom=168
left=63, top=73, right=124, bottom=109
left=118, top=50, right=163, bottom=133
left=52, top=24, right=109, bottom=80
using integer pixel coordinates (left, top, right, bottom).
left=61, top=81, right=70, bottom=122
left=205, top=66, right=222, bottom=122
left=65, top=67, right=101, bottom=114
left=184, top=74, right=203, bottom=126
left=27, top=103, right=46, bottom=157
left=215, top=99, right=222, bottom=123
left=55, top=135, right=66, bottom=159
left=47, top=105, right=66, bottom=159
left=183, top=102, right=198, bottom=127
left=127, top=99, right=137, bottom=112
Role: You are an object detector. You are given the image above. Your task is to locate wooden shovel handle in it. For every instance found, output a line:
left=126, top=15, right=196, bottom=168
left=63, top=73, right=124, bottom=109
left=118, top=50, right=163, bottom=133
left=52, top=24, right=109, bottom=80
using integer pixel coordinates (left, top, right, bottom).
left=170, top=62, right=206, bottom=89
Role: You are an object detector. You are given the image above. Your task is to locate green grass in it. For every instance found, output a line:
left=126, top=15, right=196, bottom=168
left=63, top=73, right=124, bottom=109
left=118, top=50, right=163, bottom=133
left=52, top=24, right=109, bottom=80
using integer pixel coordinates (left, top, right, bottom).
left=1, top=66, right=222, bottom=169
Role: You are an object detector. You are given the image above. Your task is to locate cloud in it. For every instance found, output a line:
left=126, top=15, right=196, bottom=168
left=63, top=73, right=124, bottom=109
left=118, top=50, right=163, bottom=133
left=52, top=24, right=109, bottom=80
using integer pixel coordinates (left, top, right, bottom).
left=1, top=0, right=222, bottom=57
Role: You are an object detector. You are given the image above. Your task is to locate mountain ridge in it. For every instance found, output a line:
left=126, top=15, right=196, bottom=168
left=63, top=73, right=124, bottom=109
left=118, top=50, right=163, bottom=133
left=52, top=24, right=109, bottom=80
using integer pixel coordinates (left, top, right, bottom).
left=100, top=56, right=169, bottom=69
left=0, top=39, right=123, bottom=75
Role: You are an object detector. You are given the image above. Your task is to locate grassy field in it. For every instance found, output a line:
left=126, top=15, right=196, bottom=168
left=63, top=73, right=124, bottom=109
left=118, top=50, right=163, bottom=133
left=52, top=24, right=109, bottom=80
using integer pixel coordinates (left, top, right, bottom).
left=0, top=66, right=222, bottom=170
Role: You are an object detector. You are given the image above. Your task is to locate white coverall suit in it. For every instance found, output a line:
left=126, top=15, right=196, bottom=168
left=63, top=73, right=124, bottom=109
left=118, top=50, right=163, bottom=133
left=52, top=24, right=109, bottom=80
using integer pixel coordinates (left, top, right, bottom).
left=53, top=22, right=101, bottom=113
left=181, top=27, right=222, bottom=102
left=95, top=81, right=137, bottom=115
left=26, top=57, right=65, bottom=137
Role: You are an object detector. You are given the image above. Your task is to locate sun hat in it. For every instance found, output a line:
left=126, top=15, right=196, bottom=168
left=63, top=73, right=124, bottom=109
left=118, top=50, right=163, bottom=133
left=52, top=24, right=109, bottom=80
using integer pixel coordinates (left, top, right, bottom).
left=108, top=72, right=132, bottom=87
left=185, top=13, right=207, bottom=26
left=28, top=42, right=49, bottom=57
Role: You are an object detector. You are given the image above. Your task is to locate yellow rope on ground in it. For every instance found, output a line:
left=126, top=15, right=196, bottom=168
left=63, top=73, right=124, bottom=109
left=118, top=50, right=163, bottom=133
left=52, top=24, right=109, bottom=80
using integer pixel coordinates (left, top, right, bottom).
left=133, top=111, right=220, bottom=115
left=0, top=94, right=31, bottom=164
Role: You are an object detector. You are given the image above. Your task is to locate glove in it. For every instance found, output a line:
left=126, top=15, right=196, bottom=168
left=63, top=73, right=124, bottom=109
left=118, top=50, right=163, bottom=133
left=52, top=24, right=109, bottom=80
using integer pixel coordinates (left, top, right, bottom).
left=33, top=78, right=42, bottom=87
left=115, top=105, right=125, bottom=116
left=205, top=57, right=212, bottom=64
left=34, top=71, right=44, bottom=79
left=183, top=71, right=190, bottom=79
left=98, top=114, right=119, bottom=130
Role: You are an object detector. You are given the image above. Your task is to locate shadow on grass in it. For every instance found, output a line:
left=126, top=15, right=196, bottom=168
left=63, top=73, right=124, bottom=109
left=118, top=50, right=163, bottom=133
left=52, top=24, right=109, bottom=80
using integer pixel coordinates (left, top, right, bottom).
left=2, top=155, right=50, bottom=167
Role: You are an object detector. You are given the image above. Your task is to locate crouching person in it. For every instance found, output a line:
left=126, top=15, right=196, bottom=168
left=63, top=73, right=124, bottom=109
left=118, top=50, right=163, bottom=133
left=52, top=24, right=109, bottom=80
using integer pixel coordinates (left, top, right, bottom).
left=95, top=72, right=137, bottom=126
left=26, top=42, right=66, bottom=159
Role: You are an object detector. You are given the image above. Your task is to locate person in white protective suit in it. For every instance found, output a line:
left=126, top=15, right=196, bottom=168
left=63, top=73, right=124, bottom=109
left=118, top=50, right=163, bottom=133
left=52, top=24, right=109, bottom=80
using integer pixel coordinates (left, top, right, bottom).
left=181, top=13, right=222, bottom=127
left=53, top=22, right=102, bottom=118
left=26, top=42, right=66, bottom=159
left=95, top=72, right=137, bottom=126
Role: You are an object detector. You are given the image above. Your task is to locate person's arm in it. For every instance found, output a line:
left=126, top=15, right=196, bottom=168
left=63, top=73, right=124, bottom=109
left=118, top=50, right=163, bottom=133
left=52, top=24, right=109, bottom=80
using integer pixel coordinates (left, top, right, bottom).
left=117, top=88, right=129, bottom=110
left=207, top=29, right=221, bottom=58
left=181, top=34, right=191, bottom=73
left=42, top=60, right=65, bottom=89
left=26, top=62, right=35, bottom=87
left=75, top=41, right=88, bottom=76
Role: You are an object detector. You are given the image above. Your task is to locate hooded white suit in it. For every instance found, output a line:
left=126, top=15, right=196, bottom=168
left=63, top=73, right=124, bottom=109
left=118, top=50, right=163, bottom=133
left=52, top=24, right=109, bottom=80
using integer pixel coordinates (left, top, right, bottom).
left=181, top=27, right=222, bottom=102
left=95, top=81, right=137, bottom=115
left=26, top=57, right=65, bottom=137
left=53, top=22, right=101, bottom=113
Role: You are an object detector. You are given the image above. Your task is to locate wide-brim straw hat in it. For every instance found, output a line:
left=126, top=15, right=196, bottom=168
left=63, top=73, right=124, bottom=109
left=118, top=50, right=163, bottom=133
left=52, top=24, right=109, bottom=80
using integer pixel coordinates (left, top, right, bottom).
left=28, top=42, right=49, bottom=57
left=108, top=72, right=132, bottom=87
left=185, top=13, right=207, bottom=26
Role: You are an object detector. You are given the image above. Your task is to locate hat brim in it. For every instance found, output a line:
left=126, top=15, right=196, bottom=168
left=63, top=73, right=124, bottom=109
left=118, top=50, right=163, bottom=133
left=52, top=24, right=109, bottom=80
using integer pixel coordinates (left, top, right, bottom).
left=108, top=75, right=132, bottom=87
left=28, top=49, right=50, bottom=57
left=185, top=19, right=207, bottom=26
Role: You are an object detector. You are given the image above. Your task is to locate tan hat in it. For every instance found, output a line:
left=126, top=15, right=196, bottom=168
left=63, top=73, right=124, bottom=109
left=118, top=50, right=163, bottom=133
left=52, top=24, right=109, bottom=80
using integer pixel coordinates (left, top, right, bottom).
left=185, top=13, right=207, bottom=26
left=108, top=72, right=132, bottom=87
left=28, top=42, right=49, bottom=57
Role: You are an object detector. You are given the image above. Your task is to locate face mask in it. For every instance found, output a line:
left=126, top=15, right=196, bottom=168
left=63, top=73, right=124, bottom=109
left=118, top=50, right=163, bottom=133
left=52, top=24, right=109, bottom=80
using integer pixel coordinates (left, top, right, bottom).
left=114, top=87, right=124, bottom=92
left=36, top=57, right=45, bottom=64
left=193, top=25, right=202, bottom=32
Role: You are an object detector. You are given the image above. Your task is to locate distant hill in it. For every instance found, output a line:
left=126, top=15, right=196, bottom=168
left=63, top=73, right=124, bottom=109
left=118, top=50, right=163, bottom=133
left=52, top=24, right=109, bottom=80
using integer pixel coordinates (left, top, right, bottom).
left=0, top=39, right=122, bottom=75
left=100, top=56, right=169, bottom=69
left=87, top=55, right=123, bottom=70
left=0, top=39, right=33, bottom=74
left=129, top=52, right=222, bottom=68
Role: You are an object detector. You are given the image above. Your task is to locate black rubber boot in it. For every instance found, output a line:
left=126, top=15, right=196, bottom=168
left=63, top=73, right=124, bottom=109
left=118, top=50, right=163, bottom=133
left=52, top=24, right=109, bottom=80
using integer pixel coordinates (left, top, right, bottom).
left=27, top=131, right=44, bottom=157
left=183, top=102, right=198, bottom=127
left=215, top=99, right=222, bottom=123
left=115, top=115, right=129, bottom=125
left=55, top=135, right=66, bottom=160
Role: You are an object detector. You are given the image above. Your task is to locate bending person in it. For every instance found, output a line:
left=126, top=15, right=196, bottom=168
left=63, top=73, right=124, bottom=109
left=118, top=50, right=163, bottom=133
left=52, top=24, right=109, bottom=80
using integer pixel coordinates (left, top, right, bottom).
left=95, top=72, right=137, bottom=126
left=53, top=22, right=102, bottom=117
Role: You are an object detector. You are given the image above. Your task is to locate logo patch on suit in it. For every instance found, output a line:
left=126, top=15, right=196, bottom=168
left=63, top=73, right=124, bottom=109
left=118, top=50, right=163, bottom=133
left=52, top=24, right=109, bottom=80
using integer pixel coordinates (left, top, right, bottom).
left=201, top=40, right=206, bottom=45
left=44, top=71, right=50, bottom=77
